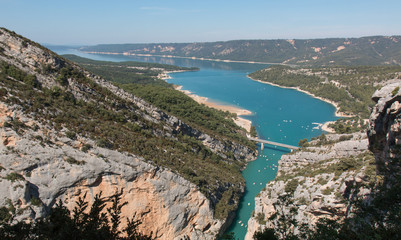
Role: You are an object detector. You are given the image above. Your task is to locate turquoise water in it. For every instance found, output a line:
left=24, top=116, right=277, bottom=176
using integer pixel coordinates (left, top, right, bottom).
left=168, top=66, right=337, bottom=239
left=51, top=47, right=338, bottom=239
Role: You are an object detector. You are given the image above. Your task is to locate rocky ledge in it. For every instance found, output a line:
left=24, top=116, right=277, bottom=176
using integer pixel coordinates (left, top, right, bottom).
left=245, top=132, right=372, bottom=239
left=368, top=82, right=401, bottom=176
left=0, top=27, right=259, bottom=239
left=0, top=102, right=222, bottom=239
left=246, top=81, right=401, bottom=239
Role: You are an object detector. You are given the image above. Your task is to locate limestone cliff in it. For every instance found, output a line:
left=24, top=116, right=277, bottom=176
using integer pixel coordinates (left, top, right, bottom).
left=0, top=28, right=257, bottom=239
left=0, top=113, right=221, bottom=238
left=246, top=81, right=401, bottom=239
left=368, top=82, right=401, bottom=176
left=245, top=133, right=373, bottom=239
left=0, top=28, right=256, bottom=164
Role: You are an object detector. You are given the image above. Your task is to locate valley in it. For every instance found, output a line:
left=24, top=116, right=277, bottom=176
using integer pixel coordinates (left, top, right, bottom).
left=1, top=27, right=401, bottom=240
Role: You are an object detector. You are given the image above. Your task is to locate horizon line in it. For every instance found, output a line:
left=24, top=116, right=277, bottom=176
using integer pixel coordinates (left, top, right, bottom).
left=42, top=34, right=401, bottom=47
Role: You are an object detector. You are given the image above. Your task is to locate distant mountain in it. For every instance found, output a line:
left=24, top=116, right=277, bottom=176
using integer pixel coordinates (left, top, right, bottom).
left=80, top=36, right=401, bottom=66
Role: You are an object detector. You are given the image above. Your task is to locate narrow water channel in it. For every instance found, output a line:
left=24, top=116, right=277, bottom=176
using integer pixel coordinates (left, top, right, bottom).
left=51, top=47, right=338, bottom=239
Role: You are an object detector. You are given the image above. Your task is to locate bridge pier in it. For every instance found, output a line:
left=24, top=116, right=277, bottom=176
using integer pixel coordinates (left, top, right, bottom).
left=261, top=143, right=264, bottom=150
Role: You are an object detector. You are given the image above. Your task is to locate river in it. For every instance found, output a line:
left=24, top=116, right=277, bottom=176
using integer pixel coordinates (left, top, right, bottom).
left=50, top=46, right=338, bottom=239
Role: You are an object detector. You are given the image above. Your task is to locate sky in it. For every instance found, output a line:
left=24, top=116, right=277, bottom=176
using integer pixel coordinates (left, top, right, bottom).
left=1, top=0, right=401, bottom=45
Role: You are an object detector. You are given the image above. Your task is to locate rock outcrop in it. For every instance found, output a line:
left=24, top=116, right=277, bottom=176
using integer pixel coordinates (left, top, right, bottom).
left=0, top=28, right=256, bottom=164
left=368, top=82, right=401, bottom=176
left=0, top=115, right=221, bottom=238
left=0, top=28, right=257, bottom=239
left=245, top=133, right=372, bottom=239
left=246, top=81, right=401, bottom=239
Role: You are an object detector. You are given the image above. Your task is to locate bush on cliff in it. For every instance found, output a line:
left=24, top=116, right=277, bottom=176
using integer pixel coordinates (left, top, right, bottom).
left=252, top=172, right=401, bottom=240
left=0, top=191, right=153, bottom=240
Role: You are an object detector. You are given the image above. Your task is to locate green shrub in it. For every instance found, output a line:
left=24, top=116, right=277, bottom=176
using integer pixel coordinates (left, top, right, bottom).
left=65, top=131, right=76, bottom=140
left=65, top=156, right=85, bottom=165
left=0, top=207, right=12, bottom=223
left=97, top=138, right=113, bottom=149
left=317, top=177, right=329, bottom=185
left=339, top=135, right=353, bottom=141
left=3, top=118, right=27, bottom=134
left=30, top=197, right=42, bottom=206
left=322, top=187, right=333, bottom=195
left=256, top=212, right=266, bottom=225
left=0, top=191, right=154, bottom=239
left=285, top=179, right=299, bottom=193
left=392, top=86, right=400, bottom=96
left=297, top=197, right=309, bottom=205
left=4, top=172, right=25, bottom=182
left=298, top=138, right=309, bottom=147
left=81, top=143, right=92, bottom=153
left=250, top=125, right=257, bottom=137
left=0, top=87, right=7, bottom=97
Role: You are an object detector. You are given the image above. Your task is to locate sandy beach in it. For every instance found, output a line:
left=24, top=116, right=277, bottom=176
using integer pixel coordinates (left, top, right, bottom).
left=321, top=121, right=336, bottom=133
left=174, top=86, right=253, bottom=132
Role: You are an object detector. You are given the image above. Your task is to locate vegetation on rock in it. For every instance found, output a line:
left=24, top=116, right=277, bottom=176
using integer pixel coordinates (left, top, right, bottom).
left=80, top=36, right=401, bottom=66
left=0, top=30, right=256, bottom=221
left=249, top=65, right=401, bottom=119
left=0, top=191, right=153, bottom=240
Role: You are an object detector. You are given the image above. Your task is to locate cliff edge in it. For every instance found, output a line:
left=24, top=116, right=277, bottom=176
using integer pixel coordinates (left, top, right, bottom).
left=0, top=28, right=256, bottom=239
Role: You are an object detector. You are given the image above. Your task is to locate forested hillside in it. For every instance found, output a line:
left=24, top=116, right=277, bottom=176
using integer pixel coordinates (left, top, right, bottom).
left=62, top=54, right=253, bottom=147
left=249, top=65, right=401, bottom=134
left=0, top=27, right=257, bottom=238
left=80, top=36, right=401, bottom=66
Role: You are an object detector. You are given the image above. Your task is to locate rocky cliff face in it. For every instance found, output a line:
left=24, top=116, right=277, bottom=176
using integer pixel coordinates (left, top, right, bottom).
left=0, top=109, right=221, bottom=239
left=368, top=82, right=401, bottom=176
left=0, top=28, right=256, bottom=239
left=245, top=81, right=401, bottom=239
left=245, top=133, right=372, bottom=239
left=0, top=28, right=256, bottom=164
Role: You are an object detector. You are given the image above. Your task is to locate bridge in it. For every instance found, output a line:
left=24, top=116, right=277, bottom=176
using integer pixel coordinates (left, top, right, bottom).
left=248, top=137, right=300, bottom=151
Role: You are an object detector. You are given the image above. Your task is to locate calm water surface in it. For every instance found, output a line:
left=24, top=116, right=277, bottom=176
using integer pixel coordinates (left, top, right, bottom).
left=51, top=47, right=338, bottom=239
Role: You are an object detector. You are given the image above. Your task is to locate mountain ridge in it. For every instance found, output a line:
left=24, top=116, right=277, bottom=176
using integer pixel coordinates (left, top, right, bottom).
left=80, top=35, right=401, bottom=66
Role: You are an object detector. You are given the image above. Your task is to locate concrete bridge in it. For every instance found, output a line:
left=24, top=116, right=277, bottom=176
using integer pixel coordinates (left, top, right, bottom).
left=248, top=137, right=300, bottom=151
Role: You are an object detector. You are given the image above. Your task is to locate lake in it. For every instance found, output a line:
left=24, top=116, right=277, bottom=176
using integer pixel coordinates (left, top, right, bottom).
left=50, top=47, right=338, bottom=239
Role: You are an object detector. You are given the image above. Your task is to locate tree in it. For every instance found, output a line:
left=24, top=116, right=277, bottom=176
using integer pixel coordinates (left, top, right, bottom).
left=0, top=191, right=153, bottom=240
left=250, top=126, right=258, bottom=137
left=253, top=228, right=278, bottom=240
left=298, top=139, right=309, bottom=148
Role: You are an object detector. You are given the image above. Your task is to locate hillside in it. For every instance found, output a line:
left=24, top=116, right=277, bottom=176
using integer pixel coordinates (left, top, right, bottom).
left=249, top=65, right=401, bottom=133
left=61, top=54, right=254, bottom=146
left=0, top=28, right=257, bottom=239
left=80, top=36, right=401, bottom=66
left=246, top=82, right=401, bottom=240
left=62, top=54, right=198, bottom=86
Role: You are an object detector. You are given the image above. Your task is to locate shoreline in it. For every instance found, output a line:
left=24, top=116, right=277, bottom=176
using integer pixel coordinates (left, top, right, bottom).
left=174, top=85, right=253, bottom=132
left=248, top=76, right=353, bottom=118
left=248, top=76, right=353, bottom=133
left=82, top=51, right=292, bottom=66
left=158, top=70, right=189, bottom=80
left=84, top=49, right=340, bottom=133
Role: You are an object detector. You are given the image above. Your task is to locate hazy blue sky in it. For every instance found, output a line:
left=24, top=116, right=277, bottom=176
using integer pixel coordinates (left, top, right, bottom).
left=1, top=0, right=400, bottom=45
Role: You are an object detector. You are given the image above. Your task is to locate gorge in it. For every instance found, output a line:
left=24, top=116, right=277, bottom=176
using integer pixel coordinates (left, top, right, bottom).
left=1, top=27, right=401, bottom=239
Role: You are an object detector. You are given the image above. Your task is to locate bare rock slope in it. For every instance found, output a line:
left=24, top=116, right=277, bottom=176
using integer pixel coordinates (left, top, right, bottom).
left=245, top=132, right=373, bottom=239
left=0, top=28, right=256, bottom=239
left=246, top=81, right=401, bottom=239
